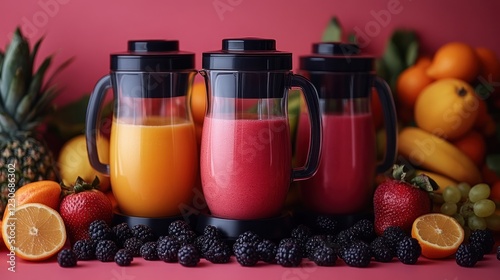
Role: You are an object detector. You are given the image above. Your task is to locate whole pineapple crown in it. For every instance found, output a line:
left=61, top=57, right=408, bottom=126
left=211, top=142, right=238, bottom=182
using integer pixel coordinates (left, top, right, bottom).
left=0, top=27, right=68, bottom=140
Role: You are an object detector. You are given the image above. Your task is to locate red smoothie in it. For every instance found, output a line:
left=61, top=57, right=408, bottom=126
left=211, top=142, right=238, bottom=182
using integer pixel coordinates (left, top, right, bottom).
left=200, top=116, right=291, bottom=220
left=296, top=112, right=376, bottom=214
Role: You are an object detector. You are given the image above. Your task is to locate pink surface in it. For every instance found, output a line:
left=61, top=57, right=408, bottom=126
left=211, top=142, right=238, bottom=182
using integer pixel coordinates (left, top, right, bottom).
left=201, top=116, right=291, bottom=219
left=1, top=0, right=500, bottom=106
left=298, top=113, right=377, bottom=215
left=1, top=246, right=498, bottom=280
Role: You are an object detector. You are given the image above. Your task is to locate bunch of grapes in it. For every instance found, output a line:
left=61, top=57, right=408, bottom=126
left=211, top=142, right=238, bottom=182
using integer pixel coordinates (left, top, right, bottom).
left=440, top=183, right=500, bottom=233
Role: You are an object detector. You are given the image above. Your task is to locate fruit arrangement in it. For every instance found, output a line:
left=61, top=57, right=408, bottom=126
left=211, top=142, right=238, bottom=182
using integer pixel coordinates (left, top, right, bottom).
left=0, top=28, right=71, bottom=216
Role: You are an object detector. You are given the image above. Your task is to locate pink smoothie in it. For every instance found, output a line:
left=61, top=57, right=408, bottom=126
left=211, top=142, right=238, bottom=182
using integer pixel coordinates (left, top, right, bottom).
left=296, top=112, right=376, bottom=214
left=200, top=116, right=291, bottom=219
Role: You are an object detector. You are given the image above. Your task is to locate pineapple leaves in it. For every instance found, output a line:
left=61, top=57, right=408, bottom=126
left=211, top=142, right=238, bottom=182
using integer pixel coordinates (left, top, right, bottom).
left=0, top=28, right=30, bottom=108
left=322, top=17, right=343, bottom=42
left=15, top=55, right=52, bottom=123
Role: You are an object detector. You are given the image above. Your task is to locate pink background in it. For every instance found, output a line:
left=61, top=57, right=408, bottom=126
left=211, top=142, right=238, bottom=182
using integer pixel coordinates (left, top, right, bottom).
left=1, top=0, right=499, bottom=105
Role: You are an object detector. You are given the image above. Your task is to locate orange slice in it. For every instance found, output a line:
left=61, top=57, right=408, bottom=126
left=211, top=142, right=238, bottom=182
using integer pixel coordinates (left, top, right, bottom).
left=2, top=203, right=66, bottom=261
left=411, top=213, right=464, bottom=259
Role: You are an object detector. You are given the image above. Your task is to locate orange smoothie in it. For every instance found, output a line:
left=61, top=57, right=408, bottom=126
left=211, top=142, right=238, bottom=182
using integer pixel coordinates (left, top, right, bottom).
left=110, top=117, right=198, bottom=217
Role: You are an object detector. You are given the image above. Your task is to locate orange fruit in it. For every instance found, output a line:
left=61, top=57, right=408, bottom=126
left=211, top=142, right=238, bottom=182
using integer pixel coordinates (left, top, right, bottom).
left=414, top=56, right=432, bottom=69
left=473, top=99, right=496, bottom=136
left=451, top=130, right=486, bottom=167
left=2, top=203, right=66, bottom=261
left=475, top=47, right=500, bottom=82
left=414, top=78, right=479, bottom=140
left=411, top=213, right=465, bottom=259
left=426, top=42, right=480, bottom=83
left=58, top=134, right=110, bottom=192
left=396, top=64, right=434, bottom=109
left=11, top=180, right=61, bottom=211
left=190, top=82, right=207, bottom=125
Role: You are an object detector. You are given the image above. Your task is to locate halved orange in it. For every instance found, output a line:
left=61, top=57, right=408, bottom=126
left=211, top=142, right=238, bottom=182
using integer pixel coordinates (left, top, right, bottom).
left=2, top=203, right=66, bottom=261
left=411, top=213, right=464, bottom=259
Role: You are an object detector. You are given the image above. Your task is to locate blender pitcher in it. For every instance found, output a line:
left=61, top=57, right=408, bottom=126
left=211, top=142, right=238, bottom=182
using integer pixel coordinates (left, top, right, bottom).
left=199, top=38, right=322, bottom=220
left=296, top=42, right=397, bottom=215
left=86, top=40, right=198, bottom=218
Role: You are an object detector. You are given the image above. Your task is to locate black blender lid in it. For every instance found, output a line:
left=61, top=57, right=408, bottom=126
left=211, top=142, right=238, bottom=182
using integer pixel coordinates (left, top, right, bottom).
left=111, top=40, right=195, bottom=71
left=202, top=38, right=292, bottom=71
left=299, top=42, right=374, bottom=72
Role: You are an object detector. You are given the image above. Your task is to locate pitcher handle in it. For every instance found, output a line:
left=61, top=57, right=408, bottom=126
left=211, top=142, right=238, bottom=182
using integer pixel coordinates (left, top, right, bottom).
left=85, top=75, right=112, bottom=175
left=374, top=76, right=398, bottom=173
left=291, top=74, right=322, bottom=181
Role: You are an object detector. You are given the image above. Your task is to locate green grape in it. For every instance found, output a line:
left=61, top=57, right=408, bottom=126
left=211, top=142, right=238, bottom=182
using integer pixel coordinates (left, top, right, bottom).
left=473, top=199, right=496, bottom=217
left=443, top=186, right=462, bottom=203
left=457, top=182, right=471, bottom=201
left=441, top=202, right=458, bottom=216
left=485, top=214, right=500, bottom=231
left=459, top=201, right=475, bottom=218
left=468, top=183, right=490, bottom=202
left=452, top=213, right=465, bottom=227
left=467, top=215, right=487, bottom=230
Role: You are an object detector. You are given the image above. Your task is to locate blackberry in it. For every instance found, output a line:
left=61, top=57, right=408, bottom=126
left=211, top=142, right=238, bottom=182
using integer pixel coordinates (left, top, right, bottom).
left=382, top=226, right=407, bottom=253
left=456, top=243, right=479, bottom=267
left=203, top=225, right=222, bottom=240
left=140, top=241, right=159, bottom=261
left=123, top=237, right=143, bottom=257
left=312, top=246, right=337, bottom=266
left=234, top=241, right=259, bottom=267
left=114, top=249, right=133, bottom=266
left=132, top=224, right=156, bottom=243
left=176, top=230, right=197, bottom=246
left=469, top=229, right=495, bottom=255
left=291, top=224, right=312, bottom=256
left=168, top=220, right=192, bottom=237
left=341, top=242, right=371, bottom=267
left=72, top=239, right=96, bottom=260
left=178, top=244, right=200, bottom=267
left=95, top=240, right=118, bottom=262
left=314, top=215, right=338, bottom=235
left=276, top=240, right=302, bottom=267
left=291, top=224, right=312, bottom=242
left=88, top=220, right=113, bottom=242
left=334, top=229, right=359, bottom=251
left=234, top=231, right=262, bottom=247
left=157, top=236, right=180, bottom=263
left=112, top=223, right=133, bottom=247
left=470, top=242, right=485, bottom=261
left=350, top=219, right=375, bottom=242
left=199, top=236, right=220, bottom=257
left=204, top=240, right=231, bottom=264
left=305, top=235, right=327, bottom=260
left=256, top=239, right=277, bottom=263
left=370, top=244, right=394, bottom=263
left=396, top=237, right=421, bottom=265
left=57, top=249, right=78, bottom=267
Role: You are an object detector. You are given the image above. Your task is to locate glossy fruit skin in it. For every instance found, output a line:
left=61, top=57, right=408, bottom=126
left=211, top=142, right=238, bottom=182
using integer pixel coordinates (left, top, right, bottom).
left=396, top=64, right=434, bottom=109
left=414, top=78, right=479, bottom=140
left=373, top=179, right=432, bottom=236
left=59, top=189, right=113, bottom=244
left=426, top=42, right=480, bottom=83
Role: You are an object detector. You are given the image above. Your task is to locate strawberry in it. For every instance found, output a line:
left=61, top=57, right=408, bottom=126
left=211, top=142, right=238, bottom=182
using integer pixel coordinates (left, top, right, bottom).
left=59, top=177, right=113, bottom=244
left=373, top=165, right=436, bottom=235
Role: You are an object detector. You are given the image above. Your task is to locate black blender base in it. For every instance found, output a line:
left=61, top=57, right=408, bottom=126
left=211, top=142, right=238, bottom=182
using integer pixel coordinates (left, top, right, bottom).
left=194, top=212, right=294, bottom=241
left=292, top=210, right=374, bottom=232
left=112, top=212, right=195, bottom=237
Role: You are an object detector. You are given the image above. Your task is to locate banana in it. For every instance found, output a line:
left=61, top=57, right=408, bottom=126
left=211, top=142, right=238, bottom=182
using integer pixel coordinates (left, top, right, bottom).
left=414, top=169, right=457, bottom=194
left=398, top=127, right=482, bottom=185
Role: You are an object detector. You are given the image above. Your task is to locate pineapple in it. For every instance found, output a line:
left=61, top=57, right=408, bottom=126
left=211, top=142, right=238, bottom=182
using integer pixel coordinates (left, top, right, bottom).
left=0, top=27, right=64, bottom=216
